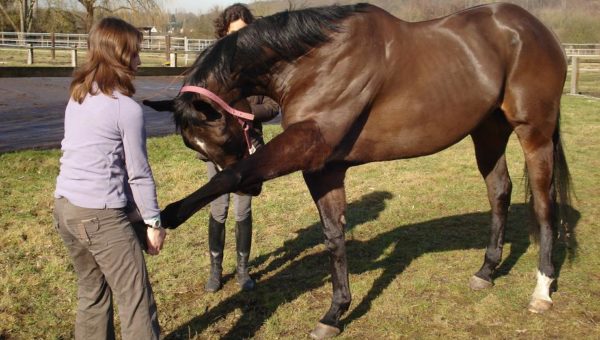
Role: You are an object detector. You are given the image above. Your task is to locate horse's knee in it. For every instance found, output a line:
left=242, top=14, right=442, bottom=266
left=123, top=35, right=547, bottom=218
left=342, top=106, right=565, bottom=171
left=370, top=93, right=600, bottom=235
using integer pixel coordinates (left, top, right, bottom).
left=496, top=179, right=512, bottom=203
left=212, top=168, right=242, bottom=190
left=323, top=231, right=345, bottom=255
left=488, top=173, right=512, bottom=207
left=324, top=238, right=343, bottom=255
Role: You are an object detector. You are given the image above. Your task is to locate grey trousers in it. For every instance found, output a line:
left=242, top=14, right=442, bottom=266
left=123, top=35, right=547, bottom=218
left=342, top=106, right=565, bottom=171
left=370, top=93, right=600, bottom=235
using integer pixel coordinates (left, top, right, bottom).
left=53, top=197, right=160, bottom=340
left=206, top=161, right=251, bottom=223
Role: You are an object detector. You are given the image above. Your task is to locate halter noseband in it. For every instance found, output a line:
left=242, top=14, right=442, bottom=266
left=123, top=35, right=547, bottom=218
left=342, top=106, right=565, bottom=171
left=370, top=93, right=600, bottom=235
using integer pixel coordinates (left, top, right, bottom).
left=179, top=85, right=257, bottom=155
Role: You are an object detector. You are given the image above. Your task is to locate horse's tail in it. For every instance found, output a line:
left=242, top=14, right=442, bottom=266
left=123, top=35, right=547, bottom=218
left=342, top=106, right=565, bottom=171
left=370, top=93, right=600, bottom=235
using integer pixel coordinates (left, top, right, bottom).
left=524, top=110, right=573, bottom=244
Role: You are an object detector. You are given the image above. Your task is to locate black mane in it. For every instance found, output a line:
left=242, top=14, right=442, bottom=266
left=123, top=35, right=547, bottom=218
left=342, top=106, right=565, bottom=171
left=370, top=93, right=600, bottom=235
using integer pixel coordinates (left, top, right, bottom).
left=185, top=3, right=369, bottom=87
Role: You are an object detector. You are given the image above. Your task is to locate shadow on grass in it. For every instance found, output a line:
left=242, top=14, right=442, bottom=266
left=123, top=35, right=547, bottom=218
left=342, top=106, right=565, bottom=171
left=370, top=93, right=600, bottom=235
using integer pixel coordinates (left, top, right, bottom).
left=164, top=191, right=580, bottom=339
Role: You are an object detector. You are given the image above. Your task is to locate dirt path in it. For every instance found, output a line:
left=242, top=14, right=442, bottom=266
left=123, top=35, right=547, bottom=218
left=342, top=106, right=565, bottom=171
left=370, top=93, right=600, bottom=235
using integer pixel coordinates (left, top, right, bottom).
left=0, top=76, right=182, bottom=153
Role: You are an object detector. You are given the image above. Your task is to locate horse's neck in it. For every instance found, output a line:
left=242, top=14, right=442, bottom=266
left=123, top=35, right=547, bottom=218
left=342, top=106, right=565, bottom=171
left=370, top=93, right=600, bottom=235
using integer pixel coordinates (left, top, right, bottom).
left=235, top=71, right=282, bottom=104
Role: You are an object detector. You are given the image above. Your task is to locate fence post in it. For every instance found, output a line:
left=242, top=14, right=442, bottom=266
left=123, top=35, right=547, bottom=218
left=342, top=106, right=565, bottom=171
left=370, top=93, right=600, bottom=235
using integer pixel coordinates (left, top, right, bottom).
left=184, top=36, right=189, bottom=66
left=184, top=36, right=189, bottom=51
left=51, top=32, right=56, bottom=60
left=71, top=48, right=78, bottom=67
left=27, top=44, right=34, bottom=65
left=570, top=56, right=579, bottom=95
left=170, top=52, right=177, bottom=67
left=165, top=35, right=171, bottom=62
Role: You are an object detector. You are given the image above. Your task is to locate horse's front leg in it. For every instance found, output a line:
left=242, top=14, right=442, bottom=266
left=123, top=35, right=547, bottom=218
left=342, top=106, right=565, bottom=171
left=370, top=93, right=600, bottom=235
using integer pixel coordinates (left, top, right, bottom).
left=303, top=165, right=351, bottom=339
left=161, top=120, right=333, bottom=228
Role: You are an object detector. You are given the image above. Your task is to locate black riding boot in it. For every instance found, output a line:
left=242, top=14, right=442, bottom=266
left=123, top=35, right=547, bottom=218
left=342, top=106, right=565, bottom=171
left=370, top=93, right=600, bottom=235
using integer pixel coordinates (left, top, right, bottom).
left=236, top=216, right=255, bottom=291
left=205, top=215, right=225, bottom=292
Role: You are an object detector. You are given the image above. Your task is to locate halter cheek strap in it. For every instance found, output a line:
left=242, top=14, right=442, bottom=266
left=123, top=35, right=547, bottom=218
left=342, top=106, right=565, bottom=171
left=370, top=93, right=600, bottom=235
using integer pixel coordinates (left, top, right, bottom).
left=180, top=86, right=254, bottom=121
left=179, top=85, right=257, bottom=155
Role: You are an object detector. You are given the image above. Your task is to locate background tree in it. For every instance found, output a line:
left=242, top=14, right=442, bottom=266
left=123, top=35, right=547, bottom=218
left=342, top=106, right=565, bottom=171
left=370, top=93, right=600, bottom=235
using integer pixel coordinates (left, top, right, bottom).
left=0, top=0, right=37, bottom=33
left=75, top=0, right=162, bottom=32
left=0, top=0, right=597, bottom=43
left=34, top=4, right=79, bottom=32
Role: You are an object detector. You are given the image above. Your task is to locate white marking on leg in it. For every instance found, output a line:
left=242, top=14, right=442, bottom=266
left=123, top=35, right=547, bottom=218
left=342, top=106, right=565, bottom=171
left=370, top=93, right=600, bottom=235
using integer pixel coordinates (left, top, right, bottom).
left=532, top=270, right=554, bottom=302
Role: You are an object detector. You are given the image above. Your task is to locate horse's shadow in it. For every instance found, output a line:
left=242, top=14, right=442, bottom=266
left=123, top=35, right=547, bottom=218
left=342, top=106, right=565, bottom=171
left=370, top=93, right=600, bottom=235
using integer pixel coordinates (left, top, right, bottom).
left=165, top=191, right=580, bottom=339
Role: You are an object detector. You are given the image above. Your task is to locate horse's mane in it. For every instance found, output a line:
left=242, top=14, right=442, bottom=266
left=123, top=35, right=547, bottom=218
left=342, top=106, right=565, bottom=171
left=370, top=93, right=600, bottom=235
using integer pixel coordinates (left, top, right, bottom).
left=186, top=3, right=369, bottom=87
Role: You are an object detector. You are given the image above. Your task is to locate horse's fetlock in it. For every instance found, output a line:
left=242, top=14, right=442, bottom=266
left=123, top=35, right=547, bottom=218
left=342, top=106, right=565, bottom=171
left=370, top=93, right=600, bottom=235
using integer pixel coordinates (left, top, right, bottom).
left=339, top=299, right=351, bottom=312
left=485, top=248, right=502, bottom=265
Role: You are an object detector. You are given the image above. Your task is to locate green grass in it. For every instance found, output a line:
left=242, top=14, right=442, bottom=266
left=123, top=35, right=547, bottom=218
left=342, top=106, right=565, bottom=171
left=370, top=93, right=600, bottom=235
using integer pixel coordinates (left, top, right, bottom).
left=1, top=95, right=599, bottom=339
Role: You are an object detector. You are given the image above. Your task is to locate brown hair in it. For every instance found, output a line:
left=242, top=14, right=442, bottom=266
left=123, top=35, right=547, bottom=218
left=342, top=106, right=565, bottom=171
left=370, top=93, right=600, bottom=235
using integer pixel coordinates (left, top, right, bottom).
left=213, top=3, right=255, bottom=38
left=70, top=17, right=143, bottom=103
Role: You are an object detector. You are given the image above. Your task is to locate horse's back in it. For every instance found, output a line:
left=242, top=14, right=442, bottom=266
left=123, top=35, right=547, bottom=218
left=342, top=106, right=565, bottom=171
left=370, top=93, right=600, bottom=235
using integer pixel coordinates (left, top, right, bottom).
left=332, top=3, right=566, bottom=163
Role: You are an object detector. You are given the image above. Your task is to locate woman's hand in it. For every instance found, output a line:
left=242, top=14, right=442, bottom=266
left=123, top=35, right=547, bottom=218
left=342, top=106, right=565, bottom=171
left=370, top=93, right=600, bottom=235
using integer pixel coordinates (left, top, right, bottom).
left=146, top=227, right=166, bottom=255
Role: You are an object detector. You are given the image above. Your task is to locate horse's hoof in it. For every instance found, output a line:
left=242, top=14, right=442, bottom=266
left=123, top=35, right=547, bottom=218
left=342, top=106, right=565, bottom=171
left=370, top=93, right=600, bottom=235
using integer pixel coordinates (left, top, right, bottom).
left=528, top=298, right=553, bottom=314
left=469, top=275, right=493, bottom=290
left=309, top=322, right=340, bottom=339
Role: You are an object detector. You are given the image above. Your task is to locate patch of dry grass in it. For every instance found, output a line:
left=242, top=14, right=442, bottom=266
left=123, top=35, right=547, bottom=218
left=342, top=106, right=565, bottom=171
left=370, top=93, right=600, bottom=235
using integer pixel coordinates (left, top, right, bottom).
left=1, top=95, right=599, bottom=339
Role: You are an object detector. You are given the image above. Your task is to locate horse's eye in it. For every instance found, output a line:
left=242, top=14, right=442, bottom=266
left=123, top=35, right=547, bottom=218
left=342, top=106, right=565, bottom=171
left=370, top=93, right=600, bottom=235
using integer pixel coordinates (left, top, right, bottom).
left=192, top=101, right=221, bottom=121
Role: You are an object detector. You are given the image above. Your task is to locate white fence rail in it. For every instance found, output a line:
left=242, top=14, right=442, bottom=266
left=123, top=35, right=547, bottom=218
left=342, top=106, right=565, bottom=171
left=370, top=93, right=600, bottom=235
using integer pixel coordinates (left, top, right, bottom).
left=0, top=31, right=215, bottom=52
left=0, top=32, right=88, bottom=49
left=563, top=43, right=600, bottom=56
left=1, top=32, right=599, bottom=56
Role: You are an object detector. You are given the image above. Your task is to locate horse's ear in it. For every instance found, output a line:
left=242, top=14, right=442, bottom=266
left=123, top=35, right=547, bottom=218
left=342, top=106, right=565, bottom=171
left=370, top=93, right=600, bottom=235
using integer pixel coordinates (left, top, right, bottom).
left=143, top=99, right=175, bottom=112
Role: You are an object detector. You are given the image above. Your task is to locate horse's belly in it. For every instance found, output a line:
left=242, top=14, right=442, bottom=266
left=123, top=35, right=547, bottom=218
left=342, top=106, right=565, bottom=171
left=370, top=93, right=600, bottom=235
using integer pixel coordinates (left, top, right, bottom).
left=341, top=105, right=490, bottom=162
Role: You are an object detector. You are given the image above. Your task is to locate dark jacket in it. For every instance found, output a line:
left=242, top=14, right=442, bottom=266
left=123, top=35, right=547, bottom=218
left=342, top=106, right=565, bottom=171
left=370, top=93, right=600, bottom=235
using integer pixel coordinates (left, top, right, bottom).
left=247, top=95, right=280, bottom=148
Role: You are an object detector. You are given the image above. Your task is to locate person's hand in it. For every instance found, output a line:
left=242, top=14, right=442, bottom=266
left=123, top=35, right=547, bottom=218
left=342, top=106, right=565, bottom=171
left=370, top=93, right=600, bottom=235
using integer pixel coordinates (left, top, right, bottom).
left=146, top=227, right=166, bottom=255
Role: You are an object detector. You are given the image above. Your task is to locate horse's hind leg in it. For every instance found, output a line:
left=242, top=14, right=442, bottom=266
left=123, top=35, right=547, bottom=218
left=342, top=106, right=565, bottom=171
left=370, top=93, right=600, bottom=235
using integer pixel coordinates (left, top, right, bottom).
left=516, top=129, right=557, bottom=313
left=303, top=164, right=351, bottom=339
left=469, top=111, right=514, bottom=290
left=503, top=94, right=561, bottom=313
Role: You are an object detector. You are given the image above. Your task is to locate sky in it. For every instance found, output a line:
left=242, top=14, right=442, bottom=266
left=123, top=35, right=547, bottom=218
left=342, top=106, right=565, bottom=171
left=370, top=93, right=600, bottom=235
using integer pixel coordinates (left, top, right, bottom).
left=164, top=0, right=253, bottom=14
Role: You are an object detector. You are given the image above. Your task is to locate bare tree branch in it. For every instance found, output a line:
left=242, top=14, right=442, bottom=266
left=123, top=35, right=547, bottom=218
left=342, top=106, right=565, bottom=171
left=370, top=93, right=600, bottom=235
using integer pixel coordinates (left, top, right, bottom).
left=0, top=2, right=20, bottom=32
left=76, top=0, right=160, bottom=31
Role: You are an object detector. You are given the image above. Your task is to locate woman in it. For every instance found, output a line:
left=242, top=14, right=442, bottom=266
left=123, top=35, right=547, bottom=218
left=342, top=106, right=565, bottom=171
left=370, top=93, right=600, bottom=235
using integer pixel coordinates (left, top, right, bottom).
left=53, top=17, right=165, bottom=339
left=202, top=3, right=280, bottom=293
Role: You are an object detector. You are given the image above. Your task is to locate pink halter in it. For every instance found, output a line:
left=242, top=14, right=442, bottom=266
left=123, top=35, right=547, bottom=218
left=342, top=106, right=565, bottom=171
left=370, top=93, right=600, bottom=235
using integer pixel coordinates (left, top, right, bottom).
left=180, top=86, right=254, bottom=121
left=179, top=85, right=257, bottom=155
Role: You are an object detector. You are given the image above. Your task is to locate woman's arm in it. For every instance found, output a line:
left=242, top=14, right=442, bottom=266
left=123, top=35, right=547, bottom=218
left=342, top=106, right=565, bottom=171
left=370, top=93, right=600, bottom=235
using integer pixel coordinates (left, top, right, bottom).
left=249, top=96, right=280, bottom=122
left=119, top=98, right=165, bottom=254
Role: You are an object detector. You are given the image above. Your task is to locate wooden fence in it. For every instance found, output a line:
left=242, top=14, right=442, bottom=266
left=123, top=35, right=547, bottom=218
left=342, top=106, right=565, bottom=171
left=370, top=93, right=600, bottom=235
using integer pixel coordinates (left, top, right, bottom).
left=0, top=31, right=213, bottom=66
left=0, top=31, right=213, bottom=52
left=1, top=32, right=598, bottom=95
left=568, top=55, right=599, bottom=95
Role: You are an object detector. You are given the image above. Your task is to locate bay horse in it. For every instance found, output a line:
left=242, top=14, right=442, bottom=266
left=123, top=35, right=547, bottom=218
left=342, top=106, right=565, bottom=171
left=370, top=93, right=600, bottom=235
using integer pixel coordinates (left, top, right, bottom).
left=145, top=3, right=571, bottom=338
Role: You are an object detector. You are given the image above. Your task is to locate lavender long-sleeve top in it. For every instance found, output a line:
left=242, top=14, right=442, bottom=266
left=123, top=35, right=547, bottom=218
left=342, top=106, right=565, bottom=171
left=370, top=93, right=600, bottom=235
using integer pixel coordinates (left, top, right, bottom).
left=55, top=90, right=160, bottom=221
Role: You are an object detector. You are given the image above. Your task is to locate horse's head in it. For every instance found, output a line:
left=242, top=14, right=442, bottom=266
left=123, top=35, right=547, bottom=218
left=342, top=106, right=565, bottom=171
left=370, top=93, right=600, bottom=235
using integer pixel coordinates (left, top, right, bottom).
left=183, top=88, right=251, bottom=164
left=144, top=32, right=266, bottom=194
left=144, top=79, right=262, bottom=195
